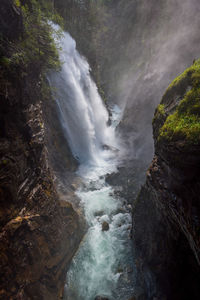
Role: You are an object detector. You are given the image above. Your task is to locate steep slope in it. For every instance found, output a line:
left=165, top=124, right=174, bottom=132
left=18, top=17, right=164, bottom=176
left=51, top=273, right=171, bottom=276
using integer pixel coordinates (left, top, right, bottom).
left=133, top=60, right=200, bottom=299
left=0, top=1, right=83, bottom=299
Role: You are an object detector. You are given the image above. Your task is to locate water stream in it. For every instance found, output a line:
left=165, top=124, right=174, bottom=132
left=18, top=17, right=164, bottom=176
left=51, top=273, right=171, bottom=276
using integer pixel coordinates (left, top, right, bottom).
left=49, top=29, right=136, bottom=300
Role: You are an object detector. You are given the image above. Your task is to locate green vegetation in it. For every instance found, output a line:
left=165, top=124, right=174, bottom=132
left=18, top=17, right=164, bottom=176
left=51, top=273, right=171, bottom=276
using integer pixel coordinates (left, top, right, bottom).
left=11, top=0, right=62, bottom=73
left=0, top=0, right=64, bottom=101
left=158, top=60, right=200, bottom=144
left=0, top=0, right=63, bottom=73
left=152, top=104, right=165, bottom=127
left=157, top=104, right=165, bottom=115
left=154, top=104, right=165, bottom=118
left=165, top=61, right=200, bottom=92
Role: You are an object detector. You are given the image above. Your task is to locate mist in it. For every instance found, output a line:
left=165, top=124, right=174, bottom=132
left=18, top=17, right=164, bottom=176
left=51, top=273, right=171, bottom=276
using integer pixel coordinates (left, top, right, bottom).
left=96, top=0, right=200, bottom=165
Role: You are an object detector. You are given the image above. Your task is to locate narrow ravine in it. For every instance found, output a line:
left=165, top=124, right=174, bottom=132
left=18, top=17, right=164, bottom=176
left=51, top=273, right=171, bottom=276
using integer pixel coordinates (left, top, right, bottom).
left=49, top=29, right=136, bottom=300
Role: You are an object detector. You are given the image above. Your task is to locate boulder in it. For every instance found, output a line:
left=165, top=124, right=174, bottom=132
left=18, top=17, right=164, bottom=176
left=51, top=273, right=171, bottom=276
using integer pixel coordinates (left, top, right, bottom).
left=102, top=221, right=109, bottom=231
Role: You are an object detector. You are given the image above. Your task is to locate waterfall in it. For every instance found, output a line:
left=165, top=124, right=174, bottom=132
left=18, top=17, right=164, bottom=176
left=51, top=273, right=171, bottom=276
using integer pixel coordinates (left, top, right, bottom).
left=49, top=27, right=135, bottom=300
left=48, top=30, right=118, bottom=175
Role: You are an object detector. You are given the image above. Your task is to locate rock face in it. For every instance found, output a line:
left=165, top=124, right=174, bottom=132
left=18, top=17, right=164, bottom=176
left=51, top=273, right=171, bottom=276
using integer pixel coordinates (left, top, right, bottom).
left=133, top=61, right=200, bottom=299
left=0, top=97, right=84, bottom=299
left=0, top=0, right=23, bottom=40
left=102, top=221, right=109, bottom=231
left=0, top=1, right=84, bottom=299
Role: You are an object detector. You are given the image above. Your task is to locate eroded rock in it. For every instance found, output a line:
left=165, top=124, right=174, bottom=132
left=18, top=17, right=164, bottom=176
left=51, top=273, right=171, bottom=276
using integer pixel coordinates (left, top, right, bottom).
left=0, top=3, right=84, bottom=298
left=133, top=61, right=200, bottom=299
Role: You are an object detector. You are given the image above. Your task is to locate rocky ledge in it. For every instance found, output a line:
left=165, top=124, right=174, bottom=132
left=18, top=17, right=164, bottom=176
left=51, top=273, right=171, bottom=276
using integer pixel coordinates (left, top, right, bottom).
left=133, top=60, right=200, bottom=299
left=0, top=1, right=84, bottom=299
left=0, top=86, right=84, bottom=299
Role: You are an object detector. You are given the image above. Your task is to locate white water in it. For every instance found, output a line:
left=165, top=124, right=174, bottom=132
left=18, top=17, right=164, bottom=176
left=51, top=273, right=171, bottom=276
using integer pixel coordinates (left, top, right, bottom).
left=49, top=29, right=135, bottom=300
left=48, top=30, right=118, bottom=175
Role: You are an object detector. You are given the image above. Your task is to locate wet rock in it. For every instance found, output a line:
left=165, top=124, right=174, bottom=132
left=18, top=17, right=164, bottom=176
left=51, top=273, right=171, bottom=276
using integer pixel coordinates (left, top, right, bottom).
left=94, top=210, right=105, bottom=217
left=102, top=144, right=119, bottom=153
left=95, top=295, right=109, bottom=300
left=102, top=144, right=111, bottom=150
left=127, top=266, right=133, bottom=273
left=0, top=95, right=85, bottom=299
left=0, top=0, right=23, bottom=41
left=133, top=63, right=200, bottom=299
left=102, top=221, right=109, bottom=231
left=0, top=4, right=85, bottom=298
left=115, top=207, right=126, bottom=214
left=117, top=266, right=123, bottom=273
left=128, top=297, right=136, bottom=300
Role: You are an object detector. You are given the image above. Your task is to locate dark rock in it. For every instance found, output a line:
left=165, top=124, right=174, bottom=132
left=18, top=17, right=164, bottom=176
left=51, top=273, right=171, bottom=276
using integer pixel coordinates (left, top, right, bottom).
left=94, top=210, right=105, bottom=217
left=43, top=89, right=78, bottom=176
left=102, top=144, right=111, bottom=150
left=102, top=221, right=109, bottom=231
left=133, top=63, right=200, bottom=299
left=102, top=144, right=119, bottom=153
left=105, top=160, right=147, bottom=205
left=0, top=2, right=84, bottom=299
left=0, top=0, right=23, bottom=40
left=95, top=295, right=109, bottom=300
left=117, top=266, right=123, bottom=273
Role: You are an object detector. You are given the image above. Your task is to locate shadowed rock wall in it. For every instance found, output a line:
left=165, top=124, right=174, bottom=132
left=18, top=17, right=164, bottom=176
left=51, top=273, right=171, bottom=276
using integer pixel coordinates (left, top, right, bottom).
left=0, top=1, right=84, bottom=299
left=133, top=61, right=200, bottom=300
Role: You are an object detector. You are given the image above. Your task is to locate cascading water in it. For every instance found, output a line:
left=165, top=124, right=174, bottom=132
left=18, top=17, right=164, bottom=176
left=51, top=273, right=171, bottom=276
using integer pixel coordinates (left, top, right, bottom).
left=48, top=30, right=117, bottom=173
left=49, top=28, right=136, bottom=300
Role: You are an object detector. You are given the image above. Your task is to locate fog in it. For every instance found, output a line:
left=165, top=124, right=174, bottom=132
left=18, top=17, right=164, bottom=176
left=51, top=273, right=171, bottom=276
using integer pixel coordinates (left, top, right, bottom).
left=97, top=0, right=200, bottom=165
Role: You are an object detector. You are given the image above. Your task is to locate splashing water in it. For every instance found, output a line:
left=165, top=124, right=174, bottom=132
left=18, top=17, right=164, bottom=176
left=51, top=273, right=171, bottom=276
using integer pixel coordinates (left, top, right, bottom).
left=48, top=30, right=118, bottom=176
left=49, top=28, right=135, bottom=300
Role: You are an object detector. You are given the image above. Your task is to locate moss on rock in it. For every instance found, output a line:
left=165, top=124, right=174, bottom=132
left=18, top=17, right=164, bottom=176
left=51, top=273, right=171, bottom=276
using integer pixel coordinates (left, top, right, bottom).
left=155, top=59, right=200, bottom=145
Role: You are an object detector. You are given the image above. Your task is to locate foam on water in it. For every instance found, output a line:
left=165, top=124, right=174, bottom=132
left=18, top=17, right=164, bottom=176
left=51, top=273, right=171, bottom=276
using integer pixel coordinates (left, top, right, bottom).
left=49, top=26, right=135, bottom=300
left=65, top=183, right=135, bottom=300
left=48, top=30, right=118, bottom=172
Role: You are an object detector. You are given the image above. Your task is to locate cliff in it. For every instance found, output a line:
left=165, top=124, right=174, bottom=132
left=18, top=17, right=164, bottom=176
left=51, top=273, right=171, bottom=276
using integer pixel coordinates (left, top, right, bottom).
left=0, top=1, right=83, bottom=299
left=133, top=60, right=200, bottom=299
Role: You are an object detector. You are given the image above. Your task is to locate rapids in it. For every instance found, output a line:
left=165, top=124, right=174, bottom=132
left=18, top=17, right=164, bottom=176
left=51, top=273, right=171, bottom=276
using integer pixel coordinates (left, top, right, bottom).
left=49, top=29, right=136, bottom=300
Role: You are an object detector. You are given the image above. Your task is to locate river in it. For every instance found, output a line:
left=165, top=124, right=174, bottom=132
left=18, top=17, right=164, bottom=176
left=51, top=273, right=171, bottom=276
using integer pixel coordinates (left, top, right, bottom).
left=49, top=28, right=136, bottom=300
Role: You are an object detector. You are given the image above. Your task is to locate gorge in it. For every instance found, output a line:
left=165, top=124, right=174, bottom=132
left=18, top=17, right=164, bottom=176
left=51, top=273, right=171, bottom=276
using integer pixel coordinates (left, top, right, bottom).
left=49, top=28, right=135, bottom=300
left=0, top=0, right=200, bottom=300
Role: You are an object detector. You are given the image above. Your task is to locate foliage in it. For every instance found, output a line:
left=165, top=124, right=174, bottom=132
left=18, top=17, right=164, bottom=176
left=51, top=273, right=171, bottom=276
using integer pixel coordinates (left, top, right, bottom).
left=158, top=60, right=200, bottom=144
left=17, top=0, right=62, bottom=72
left=152, top=104, right=165, bottom=126
left=14, top=0, right=21, bottom=7
left=155, top=104, right=165, bottom=117
left=0, top=0, right=65, bottom=101
left=1, top=0, right=63, bottom=78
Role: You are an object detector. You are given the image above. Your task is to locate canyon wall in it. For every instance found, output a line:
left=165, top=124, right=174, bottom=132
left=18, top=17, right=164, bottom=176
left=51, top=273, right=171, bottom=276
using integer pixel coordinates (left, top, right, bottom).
left=133, top=60, right=200, bottom=300
left=0, top=1, right=84, bottom=299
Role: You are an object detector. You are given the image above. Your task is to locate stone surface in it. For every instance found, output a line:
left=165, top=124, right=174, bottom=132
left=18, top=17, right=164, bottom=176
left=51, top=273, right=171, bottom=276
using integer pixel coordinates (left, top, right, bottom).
left=0, top=2, right=84, bottom=299
left=102, top=221, right=109, bottom=231
left=0, top=94, right=84, bottom=299
left=132, top=64, right=200, bottom=299
left=95, top=296, right=109, bottom=300
left=0, top=0, right=23, bottom=40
